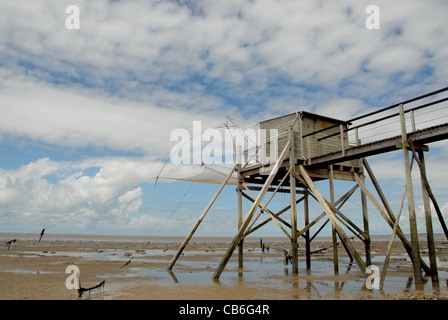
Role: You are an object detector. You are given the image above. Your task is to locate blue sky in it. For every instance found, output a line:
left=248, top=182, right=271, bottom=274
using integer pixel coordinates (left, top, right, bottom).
left=1, top=0, right=448, bottom=238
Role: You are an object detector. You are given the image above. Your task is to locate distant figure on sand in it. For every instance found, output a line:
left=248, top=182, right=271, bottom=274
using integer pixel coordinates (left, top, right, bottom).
left=284, top=250, right=292, bottom=265
left=6, top=239, right=16, bottom=251
left=39, top=228, right=45, bottom=242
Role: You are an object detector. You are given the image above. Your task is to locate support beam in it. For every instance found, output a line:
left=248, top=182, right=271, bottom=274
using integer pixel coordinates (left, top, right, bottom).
left=311, top=219, right=330, bottom=242
left=289, top=125, right=299, bottom=274
left=360, top=161, right=431, bottom=275
left=426, top=186, right=448, bottom=241
left=329, top=165, right=339, bottom=272
left=399, top=104, right=423, bottom=285
left=410, top=149, right=448, bottom=241
left=416, top=150, right=439, bottom=282
left=380, top=185, right=407, bottom=289
left=359, top=163, right=371, bottom=265
left=297, top=184, right=359, bottom=239
left=244, top=196, right=303, bottom=237
left=362, top=159, right=396, bottom=222
left=304, top=193, right=311, bottom=269
left=237, top=165, right=244, bottom=269
left=330, top=205, right=367, bottom=242
left=213, top=140, right=291, bottom=280
left=306, top=188, right=367, bottom=242
left=241, top=191, right=292, bottom=239
left=298, top=165, right=367, bottom=274
left=241, top=169, right=293, bottom=239
left=168, top=163, right=239, bottom=270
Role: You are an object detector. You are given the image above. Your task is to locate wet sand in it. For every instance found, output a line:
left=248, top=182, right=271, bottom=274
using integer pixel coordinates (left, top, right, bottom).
left=1, top=233, right=447, bottom=300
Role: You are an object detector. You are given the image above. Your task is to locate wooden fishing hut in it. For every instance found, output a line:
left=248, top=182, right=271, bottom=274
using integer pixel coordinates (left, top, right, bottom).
left=228, top=111, right=367, bottom=277
left=168, top=111, right=369, bottom=278
left=168, top=89, right=448, bottom=287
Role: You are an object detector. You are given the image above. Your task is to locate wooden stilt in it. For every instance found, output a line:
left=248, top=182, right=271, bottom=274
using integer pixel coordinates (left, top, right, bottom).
left=329, top=164, right=339, bottom=273
left=362, top=159, right=396, bottom=222
left=241, top=191, right=292, bottom=239
left=311, top=219, right=330, bottom=241
left=427, top=187, right=448, bottom=241
left=236, top=146, right=244, bottom=269
left=304, top=192, right=311, bottom=269
left=337, top=232, right=354, bottom=262
left=212, top=140, right=291, bottom=280
left=244, top=196, right=303, bottom=237
left=237, top=169, right=243, bottom=269
left=360, top=165, right=371, bottom=265
left=359, top=161, right=431, bottom=274
left=416, top=150, right=439, bottom=282
left=168, top=163, right=239, bottom=270
left=410, top=149, right=448, bottom=241
left=240, top=170, right=294, bottom=239
left=290, top=173, right=299, bottom=273
left=326, top=199, right=367, bottom=241
left=399, top=104, right=423, bottom=285
left=425, top=182, right=448, bottom=241
left=297, top=184, right=358, bottom=240
left=381, top=156, right=417, bottom=288
left=289, top=125, right=299, bottom=274
left=298, top=165, right=366, bottom=274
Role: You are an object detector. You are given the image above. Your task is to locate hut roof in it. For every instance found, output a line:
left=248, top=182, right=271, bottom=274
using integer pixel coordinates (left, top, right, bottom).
left=259, top=110, right=350, bottom=126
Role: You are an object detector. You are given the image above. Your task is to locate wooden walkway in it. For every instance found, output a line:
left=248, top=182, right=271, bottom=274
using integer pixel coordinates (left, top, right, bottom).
left=308, top=122, right=448, bottom=167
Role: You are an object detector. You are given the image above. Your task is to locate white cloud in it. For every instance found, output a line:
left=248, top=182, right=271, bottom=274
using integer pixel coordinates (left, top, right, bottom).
left=2, top=0, right=447, bottom=108
left=314, top=98, right=367, bottom=121
left=0, top=68, right=225, bottom=157
left=0, top=154, right=209, bottom=233
left=1, top=0, right=447, bottom=236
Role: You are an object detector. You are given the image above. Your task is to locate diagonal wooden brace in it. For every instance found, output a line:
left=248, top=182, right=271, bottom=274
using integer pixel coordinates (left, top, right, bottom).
left=298, top=165, right=367, bottom=274
left=168, top=163, right=239, bottom=270
left=212, top=140, right=292, bottom=280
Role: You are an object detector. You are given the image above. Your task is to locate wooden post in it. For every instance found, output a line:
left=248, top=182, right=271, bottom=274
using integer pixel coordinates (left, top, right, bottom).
left=298, top=165, right=366, bottom=274
left=355, top=128, right=360, bottom=146
left=417, top=150, right=439, bottom=283
left=297, top=185, right=358, bottom=239
left=353, top=172, right=430, bottom=274
left=307, top=136, right=311, bottom=162
left=213, top=140, right=291, bottom=280
left=304, top=192, right=311, bottom=269
left=340, top=124, right=346, bottom=157
left=411, top=152, right=448, bottom=240
left=362, top=159, right=396, bottom=222
left=237, top=146, right=244, bottom=269
left=168, top=163, right=239, bottom=270
left=360, top=166, right=371, bottom=266
left=241, top=191, right=292, bottom=239
left=242, top=170, right=293, bottom=239
left=329, top=164, right=339, bottom=273
left=410, top=110, right=416, bottom=132
left=244, top=196, right=303, bottom=238
left=289, top=125, right=299, bottom=274
left=299, top=114, right=305, bottom=160
left=399, top=104, right=423, bottom=285
left=356, top=131, right=371, bottom=265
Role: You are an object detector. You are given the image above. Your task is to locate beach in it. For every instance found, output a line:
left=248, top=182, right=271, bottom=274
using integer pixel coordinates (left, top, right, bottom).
left=1, top=232, right=447, bottom=300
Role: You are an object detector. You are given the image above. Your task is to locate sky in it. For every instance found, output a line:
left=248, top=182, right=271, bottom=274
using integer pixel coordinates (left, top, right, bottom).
left=1, top=0, right=448, bottom=239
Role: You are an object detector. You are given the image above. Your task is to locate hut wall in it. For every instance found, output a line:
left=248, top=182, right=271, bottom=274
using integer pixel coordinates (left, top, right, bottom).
left=259, top=112, right=348, bottom=161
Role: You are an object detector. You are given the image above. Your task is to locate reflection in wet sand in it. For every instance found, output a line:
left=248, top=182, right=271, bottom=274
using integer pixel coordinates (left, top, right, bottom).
left=0, top=233, right=447, bottom=299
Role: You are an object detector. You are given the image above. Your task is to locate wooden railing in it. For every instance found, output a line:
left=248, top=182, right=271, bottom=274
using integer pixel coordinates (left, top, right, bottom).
left=303, top=86, right=448, bottom=159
